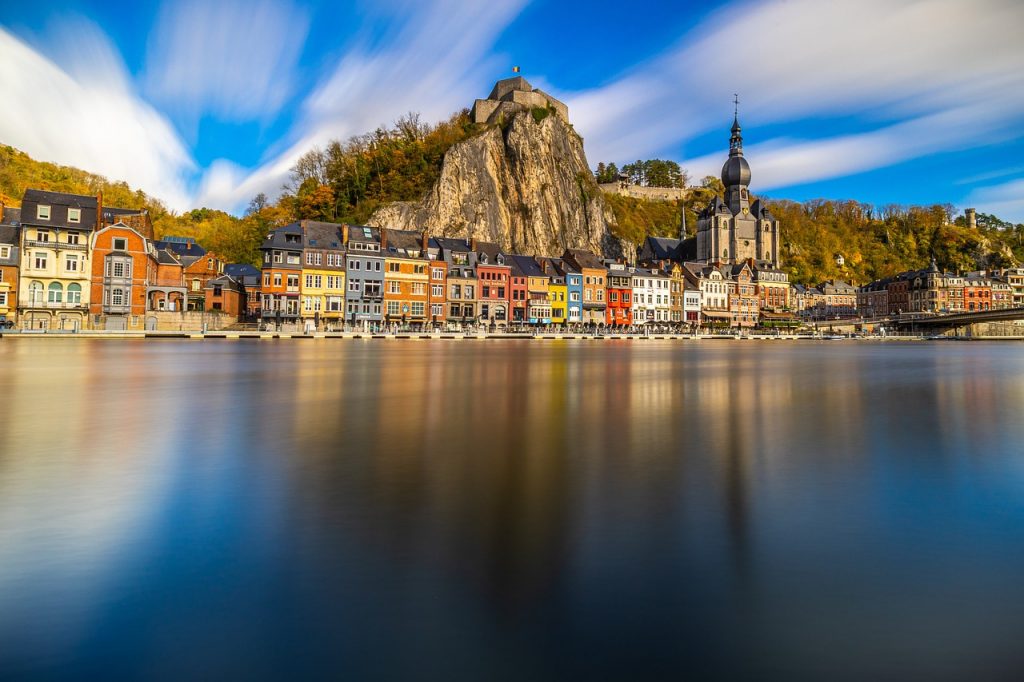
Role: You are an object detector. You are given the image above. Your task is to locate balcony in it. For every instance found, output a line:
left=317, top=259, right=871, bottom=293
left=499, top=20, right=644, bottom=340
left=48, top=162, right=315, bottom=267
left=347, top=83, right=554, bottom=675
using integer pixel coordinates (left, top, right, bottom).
left=24, top=300, right=87, bottom=310
left=24, top=240, right=88, bottom=251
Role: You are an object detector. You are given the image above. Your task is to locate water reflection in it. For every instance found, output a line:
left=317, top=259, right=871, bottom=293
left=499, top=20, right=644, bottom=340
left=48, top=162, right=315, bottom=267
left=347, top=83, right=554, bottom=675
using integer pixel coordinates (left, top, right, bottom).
left=2, top=340, right=1024, bottom=678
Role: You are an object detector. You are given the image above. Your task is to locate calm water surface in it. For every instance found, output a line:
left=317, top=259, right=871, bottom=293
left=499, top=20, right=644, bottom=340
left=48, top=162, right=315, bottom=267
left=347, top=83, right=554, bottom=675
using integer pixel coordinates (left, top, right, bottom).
left=1, top=339, right=1024, bottom=680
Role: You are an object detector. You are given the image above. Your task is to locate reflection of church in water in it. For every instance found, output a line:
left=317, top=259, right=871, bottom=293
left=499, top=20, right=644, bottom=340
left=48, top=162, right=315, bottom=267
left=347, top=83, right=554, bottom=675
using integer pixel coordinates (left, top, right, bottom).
left=696, top=111, right=781, bottom=268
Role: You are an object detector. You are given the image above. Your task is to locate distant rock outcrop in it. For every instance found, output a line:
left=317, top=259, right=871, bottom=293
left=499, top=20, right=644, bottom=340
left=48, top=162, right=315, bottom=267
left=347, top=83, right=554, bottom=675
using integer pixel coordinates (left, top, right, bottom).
left=369, top=87, right=624, bottom=258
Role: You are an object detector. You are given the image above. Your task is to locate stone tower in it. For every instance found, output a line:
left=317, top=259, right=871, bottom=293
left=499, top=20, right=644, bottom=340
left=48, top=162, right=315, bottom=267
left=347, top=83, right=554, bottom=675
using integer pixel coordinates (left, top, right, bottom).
left=696, top=113, right=780, bottom=267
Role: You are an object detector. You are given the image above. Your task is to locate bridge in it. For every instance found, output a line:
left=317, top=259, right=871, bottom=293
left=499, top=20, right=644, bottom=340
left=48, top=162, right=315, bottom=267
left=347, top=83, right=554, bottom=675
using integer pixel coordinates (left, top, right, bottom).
left=807, top=307, right=1024, bottom=335
left=889, top=307, right=1024, bottom=331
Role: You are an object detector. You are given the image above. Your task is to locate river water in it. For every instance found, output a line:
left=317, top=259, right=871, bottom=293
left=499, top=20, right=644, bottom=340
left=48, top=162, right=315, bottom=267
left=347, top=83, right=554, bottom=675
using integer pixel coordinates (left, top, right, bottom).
left=1, top=339, right=1023, bottom=680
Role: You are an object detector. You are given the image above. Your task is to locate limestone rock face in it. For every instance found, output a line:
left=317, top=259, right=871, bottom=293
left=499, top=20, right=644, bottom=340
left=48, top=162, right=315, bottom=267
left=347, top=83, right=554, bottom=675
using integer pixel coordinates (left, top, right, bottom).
left=369, top=112, right=623, bottom=258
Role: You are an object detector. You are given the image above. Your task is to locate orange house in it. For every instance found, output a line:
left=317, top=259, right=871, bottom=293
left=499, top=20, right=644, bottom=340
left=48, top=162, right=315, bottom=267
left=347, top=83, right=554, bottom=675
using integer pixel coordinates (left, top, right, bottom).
left=382, top=229, right=430, bottom=327
left=89, top=223, right=154, bottom=328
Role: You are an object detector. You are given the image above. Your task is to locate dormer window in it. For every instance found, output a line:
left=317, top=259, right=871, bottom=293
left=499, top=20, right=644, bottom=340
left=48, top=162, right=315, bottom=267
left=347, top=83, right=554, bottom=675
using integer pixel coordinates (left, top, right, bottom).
left=113, top=237, right=127, bottom=251
left=37, top=205, right=51, bottom=220
left=68, top=208, right=81, bottom=223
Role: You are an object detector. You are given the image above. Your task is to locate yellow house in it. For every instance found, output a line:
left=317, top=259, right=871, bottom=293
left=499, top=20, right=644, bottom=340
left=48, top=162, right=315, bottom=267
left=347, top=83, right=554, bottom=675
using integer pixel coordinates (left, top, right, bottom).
left=18, top=191, right=95, bottom=330
left=300, top=221, right=347, bottom=330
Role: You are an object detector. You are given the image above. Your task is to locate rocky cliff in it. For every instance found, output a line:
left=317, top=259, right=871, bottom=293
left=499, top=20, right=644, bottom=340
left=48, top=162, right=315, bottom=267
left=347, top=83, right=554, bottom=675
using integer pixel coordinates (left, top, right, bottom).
left=368, top=112, right=623, bottom=258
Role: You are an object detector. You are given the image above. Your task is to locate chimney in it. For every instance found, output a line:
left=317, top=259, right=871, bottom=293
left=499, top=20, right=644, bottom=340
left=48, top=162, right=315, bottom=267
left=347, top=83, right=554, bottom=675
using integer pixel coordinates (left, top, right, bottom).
left=379, top=228, right=388, bottom=250
left=966, top=207, right=977, bottom=230
left=421, top=230, right=429, bottom=252
left=0, top=201, right=4, bottom=223
left=96, top=191, right=104, bottom=230
left=470, top=238, right=477, bottom=252
left=342, top=224, right=349, bottom=246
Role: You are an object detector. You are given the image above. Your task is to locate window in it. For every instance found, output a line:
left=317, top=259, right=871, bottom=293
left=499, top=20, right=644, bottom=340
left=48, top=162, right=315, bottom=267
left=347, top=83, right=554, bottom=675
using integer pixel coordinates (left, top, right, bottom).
left=387, top=301, right=400, bottom=316
left=388, top=281, right=401, bottom=294
left=287, top=274, right=299, bottom=291
left=374, top=261, right=381, bottom=272
left=0, top=246, right=8, bottom=259
left=412, top=282, right=425, bottom=296
left=34, top=252, right=48, bottom=270
left=287, top=254, right=300, bottom=265
left=482, top=286, right=490, bottom=298
left=305, top=275, right=313, bottom=289
left=67, top=231, right=80, bottom=245
left=411, top=302, right=425, bottom=316
left=68, top=208, right=81, bottom=223
left=431, top=303, right=443, bottom=317
left=497, top=287, right=505, bottom=298
left=113, top=238, right=127, bottom=251
left=432, top=284, right=443, bottom=297
left=48, top=282, right=63, bottom=303
left=351, top=260, right=361, bottom=270
left=313, top=275, right=322, bottom=288
left=464, top=285, right=474, bottom=299
left=37, top=205, right=51, bottom=220
left=432, top=268, right=444, bottom=281
left=388, top=262, right=400, bottom=272
left=113, top=261, right=126, bottom=278
left=36, top=229, right=50, bottom=242
left=273, top=252, right=283, bottom=264
left=65, top=254, right=78, bottom=272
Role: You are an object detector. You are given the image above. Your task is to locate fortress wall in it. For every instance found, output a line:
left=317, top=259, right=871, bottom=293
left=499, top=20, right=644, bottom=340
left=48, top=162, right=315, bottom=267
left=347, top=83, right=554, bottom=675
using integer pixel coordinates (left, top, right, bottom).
left=598, top=183, right=689, bottom=202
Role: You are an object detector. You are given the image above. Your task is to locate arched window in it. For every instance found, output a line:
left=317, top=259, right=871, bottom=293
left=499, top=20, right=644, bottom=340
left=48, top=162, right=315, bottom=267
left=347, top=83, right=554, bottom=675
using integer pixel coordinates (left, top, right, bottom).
left=67, top=282, right=82, bottom=304
left=112, top=288, right=125, bottom=306
left=47, top=282, right=63, bottom=303
left=29, top=281, right=44, bottom=305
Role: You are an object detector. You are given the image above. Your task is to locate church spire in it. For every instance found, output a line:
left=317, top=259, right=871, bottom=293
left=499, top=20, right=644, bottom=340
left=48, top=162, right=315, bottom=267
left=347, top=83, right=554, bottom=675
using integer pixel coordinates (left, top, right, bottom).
left=730, top=94, right=743, bottom=157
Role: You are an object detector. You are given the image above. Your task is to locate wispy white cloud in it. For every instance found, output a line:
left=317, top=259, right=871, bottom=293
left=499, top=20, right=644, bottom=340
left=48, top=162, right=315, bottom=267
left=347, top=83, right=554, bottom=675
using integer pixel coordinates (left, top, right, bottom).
left=143, top=0, right=310, bottom=124
left=195, top=0, right=527, bottom=211
left=968, top=178, right=1024, bottom=223
left=0, top=24, right=195, bottom=210
left=564, top=0, right=1024, bottom=188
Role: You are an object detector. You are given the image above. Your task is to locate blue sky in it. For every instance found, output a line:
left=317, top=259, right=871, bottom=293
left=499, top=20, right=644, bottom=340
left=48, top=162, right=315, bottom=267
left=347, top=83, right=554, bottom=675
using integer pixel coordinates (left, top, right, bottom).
left=2, top=0, right=1023, bottom=222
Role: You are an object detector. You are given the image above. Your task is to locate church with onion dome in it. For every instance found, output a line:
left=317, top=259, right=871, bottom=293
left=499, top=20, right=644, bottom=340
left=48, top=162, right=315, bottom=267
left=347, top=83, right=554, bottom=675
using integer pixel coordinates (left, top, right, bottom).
left=696, top=111, right=781, bottom=268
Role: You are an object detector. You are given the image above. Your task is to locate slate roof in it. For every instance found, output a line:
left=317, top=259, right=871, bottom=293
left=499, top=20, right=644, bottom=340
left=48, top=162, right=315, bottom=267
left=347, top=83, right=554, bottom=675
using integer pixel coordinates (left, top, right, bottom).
left=155, top=248, right=182, bottom=266
left=383, top=228, right=426, bottom=257
left=206, top=274, right=243, bottom=291
left=156, top=236, right=208, bottom=258
left=259, top=223, right=304, bottom=250
left=302, top=221, right=345, bottom=249
left=0, top=224, right=18, bottom=246
left=23, top=189, right=98, bottom=208
left=1, top=207, right=21, bottom=226
left=345, top=224, right=380, bottom=244
left=509, top=254, right=546, bottom=278
left=639, top=236, right=683, bottom=263
left=225, top=263, right=260, bottom=278
left=475, top=241, right=506, bottom=265
left=562, top=248, right=604, bottom=270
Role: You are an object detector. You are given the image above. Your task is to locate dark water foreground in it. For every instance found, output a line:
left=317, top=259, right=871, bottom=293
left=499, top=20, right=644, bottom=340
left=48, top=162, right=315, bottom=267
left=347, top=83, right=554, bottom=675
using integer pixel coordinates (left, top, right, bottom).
left=1, top=339, right=1023, bottom=680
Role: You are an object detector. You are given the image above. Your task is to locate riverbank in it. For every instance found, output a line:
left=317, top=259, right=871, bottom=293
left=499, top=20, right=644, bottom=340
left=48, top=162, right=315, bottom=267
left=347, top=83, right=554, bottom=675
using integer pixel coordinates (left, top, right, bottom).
left=2, top=330, right=1019, bottom=341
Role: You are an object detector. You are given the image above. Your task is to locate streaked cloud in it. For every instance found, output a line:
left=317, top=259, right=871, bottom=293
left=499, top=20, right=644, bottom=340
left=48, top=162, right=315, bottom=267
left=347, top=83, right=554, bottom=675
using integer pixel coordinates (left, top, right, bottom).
left=0, top=24, right=195, bottom=210
left=195, top=0, right=527, bottom=210
left=968, top=178, right=1024, bottom=223
left=565, top=0, right=1024, bottom=189
left=143, top=0, right=310, bottom=123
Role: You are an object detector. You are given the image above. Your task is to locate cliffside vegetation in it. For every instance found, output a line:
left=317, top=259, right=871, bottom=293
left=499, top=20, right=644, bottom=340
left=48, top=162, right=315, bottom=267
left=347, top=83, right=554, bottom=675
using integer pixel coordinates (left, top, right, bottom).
left=284, top=110, right=481, bottom=225
left=4, top=123, right=1023, bottom=283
